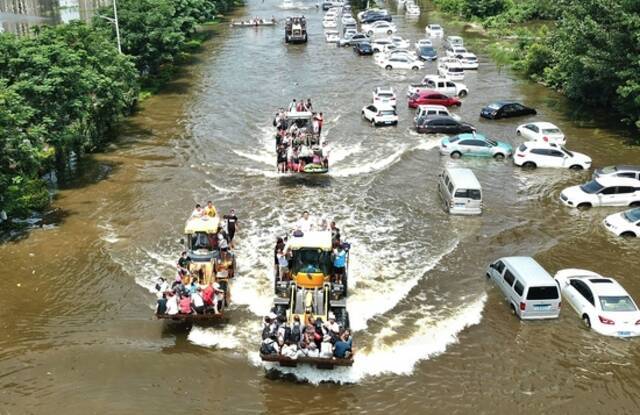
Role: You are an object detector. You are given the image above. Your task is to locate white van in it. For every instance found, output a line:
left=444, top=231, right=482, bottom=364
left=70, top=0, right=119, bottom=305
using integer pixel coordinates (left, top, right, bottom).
left=486, top=256, right=561, bottom=320
left=437, top=168, right=482, bottom=215
left=438, top=58, right=465, bottom=81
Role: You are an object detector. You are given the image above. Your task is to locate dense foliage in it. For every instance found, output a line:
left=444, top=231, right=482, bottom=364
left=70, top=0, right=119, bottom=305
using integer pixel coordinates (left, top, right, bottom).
left=1, top=0, right=242, bottom=219
left=432, top=0, right=640, bottom=132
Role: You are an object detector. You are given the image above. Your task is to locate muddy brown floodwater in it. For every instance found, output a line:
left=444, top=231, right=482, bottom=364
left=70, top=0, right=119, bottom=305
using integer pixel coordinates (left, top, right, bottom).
left=1, top=1, right=640, bottom=414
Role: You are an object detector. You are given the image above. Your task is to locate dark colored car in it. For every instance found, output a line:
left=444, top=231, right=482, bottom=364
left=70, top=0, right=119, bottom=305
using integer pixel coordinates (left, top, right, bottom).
left=361, top=13, right=392, bottom=24
left=418, top=46, right=438, bottom=61
left=416, top=116, right=476, bottom=134
left=480, top=101, right=537, bottom=119
left=354, top=42, right=374, bottom=55
left=408, top=90, right=461, bottom=108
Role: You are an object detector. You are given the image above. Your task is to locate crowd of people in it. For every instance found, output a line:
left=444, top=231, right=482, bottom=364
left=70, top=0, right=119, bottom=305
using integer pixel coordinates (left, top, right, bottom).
left=260, top=311, right=353, bottom=360
left=274, top=211, right=345, bottom=284
left=274, top=100, right=328, bottom=173
left=154, top=201, right=239, bottom=317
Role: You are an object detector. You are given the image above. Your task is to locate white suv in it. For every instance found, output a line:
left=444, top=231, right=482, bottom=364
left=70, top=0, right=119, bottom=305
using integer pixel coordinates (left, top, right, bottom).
left=373, top=87, right=396, bottom=107
left=514, top=141, right=591, bottom=170
left=516, top=122, right=566, bottom=145
left=603, top=207, right=640, bottom=237
left=560, top=177, right=640, bottom=209
left=361, top=104, right=398, bottom=127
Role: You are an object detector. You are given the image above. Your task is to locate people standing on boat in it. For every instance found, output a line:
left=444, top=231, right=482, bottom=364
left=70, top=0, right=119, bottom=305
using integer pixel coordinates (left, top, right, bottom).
left=204, top=201, right=217, bottom=217
left=156, top=293, right=168, bottom=314
left=333, top=244, right=347, bottom=284
left=179, top=293, right=193, bottom=314
left=223, top=209, right=238, bottom=245
left=305, top=98, right=313, bottom=112
left=213, top=282, right=225, bottom=314
left=277, top=250, right=289, bottom=281
left=330, top=221, right=341, bottom=245
left=177, top=251, right=191, bottom=275
left=317, top=112, right=324, bottom=134
left=288, top=99, right=297, bottom=112
left=155, top=277, right=169, bottom=298
left=277, top=144, right=287, bottom=172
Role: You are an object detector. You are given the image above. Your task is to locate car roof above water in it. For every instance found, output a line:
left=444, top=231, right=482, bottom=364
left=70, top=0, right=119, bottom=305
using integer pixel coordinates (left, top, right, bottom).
left=500, top=256, right=554, bottom=286
left=445, top=167, right=481, bottom=189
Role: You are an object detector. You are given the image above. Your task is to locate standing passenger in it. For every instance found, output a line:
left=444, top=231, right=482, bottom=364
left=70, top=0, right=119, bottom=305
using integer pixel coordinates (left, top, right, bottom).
left=223, top=209, right=239, bottom=245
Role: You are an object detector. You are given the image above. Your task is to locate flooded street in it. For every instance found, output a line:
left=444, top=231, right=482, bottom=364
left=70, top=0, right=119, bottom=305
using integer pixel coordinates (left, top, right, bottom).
left=2, top=1, right=640, bottom=413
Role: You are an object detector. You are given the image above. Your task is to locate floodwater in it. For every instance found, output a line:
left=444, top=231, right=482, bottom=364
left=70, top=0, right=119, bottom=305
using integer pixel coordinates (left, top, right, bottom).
left=2, top=0, right=640, bottom=413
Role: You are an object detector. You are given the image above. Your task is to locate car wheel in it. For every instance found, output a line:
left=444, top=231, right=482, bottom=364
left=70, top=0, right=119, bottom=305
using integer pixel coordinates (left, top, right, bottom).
left=455, top=102, right=462, bottom=107
left=371, top=119, right=376, bottom=127
left=361, top=111, right=366, bottom=119
left=516, top=129, right=521, bottom=136
left=387, top=30, right=392, bottom=35
left=493, top=153, right=505, bottom=160
left=451, top=151, right=462, bottom=159
left=522, top=161, right=536, bottom=169
left=412, top=66, right=419, bottom=71
left=577, top=202, right=592, bottom=210
left=621, top=231, right=637, bottom=238
left=367, top=31, right=373, bottom=36
left=510, top=304, right=517, bottom=316
left=569, top=165, right=583, bottom=170
left=385, top=65, right=392, bottom=70
left=582, top=314, right=591, bottom=328
left=629, top=201, right=640, bottom=207
left=458, top=90, right=468, bottom=98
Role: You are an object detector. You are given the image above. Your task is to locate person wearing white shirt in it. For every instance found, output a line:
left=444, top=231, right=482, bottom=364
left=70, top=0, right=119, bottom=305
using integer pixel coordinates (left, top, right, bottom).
left=295, top=210, right=314, bottom=232
left=192, top=288, right=205, bottom=314
left=166, top=293, right=179, bottom=315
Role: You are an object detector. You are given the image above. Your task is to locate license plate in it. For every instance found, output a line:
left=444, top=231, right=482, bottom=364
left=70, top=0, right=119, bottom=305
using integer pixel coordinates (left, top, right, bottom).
left=384, top=121, right=392, bottom=124
left=617, top=331, right=631, bottom=337
left=454, top=203, right=465, bottom=207
left=534, top=304, right=550, bottom=310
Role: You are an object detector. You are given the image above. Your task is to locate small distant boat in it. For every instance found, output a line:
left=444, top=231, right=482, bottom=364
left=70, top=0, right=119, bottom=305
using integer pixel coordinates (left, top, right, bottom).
left=231, top=18, right=277, bottom=27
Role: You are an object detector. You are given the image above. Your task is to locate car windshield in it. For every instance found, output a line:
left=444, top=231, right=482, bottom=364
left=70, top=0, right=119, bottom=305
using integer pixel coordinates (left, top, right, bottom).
left=378, top=92, right=394, bottom=97
left=542, top=128, right=561, bottom=134
left=431, top=25, right=441, bottom=29
left=599, top=296, right=637, bottom=312
left=449, top=67, right=463, bottom=73
left=380, top=110, right=396, bottom=116
left=518, top=144, right=528, bottom=152
left=623, top=208, right=640, bottom=222
left=487, top=103, right=501, bottom=110
left=526, top=286, right=559, bottom=300
left=485, top=138, right=498, bottom=146
left=449, top=136, right=461, bottom=143
left=291, top=249, right=332, bottom=275
left=600, top=166, right=618, bottom=174
left=421, top=47, right=435, bottom=53
left=561, top=147, right=574, bottom=157
left=580, top=180, right=604, bottom=194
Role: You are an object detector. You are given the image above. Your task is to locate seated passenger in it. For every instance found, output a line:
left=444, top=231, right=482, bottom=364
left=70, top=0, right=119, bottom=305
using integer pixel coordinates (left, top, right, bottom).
left=320, top=334, right=334, bottom=358
left=166, top=292, right=179, bottom=315
left=188, top=279, right=198, bottom=295
left=203, top=282, right=214, bottom=307
left=333, top=330, right=353, bottom=359
left=325, top=312, right=340, bottom=335
left=192, top=287, right=205, bottom=314
left=306, top=342, right=320, bottom=357
left=260, top=336, right=279, bottom=355
left=213, top=282, right=225, bottom=314
left=191, top=204, right=204, bottom=218
left=156, top=293, right=168, bottom=314
left=290, top=315, right=302, bottom=344
left=204, top=201, right=217, bottom=217
left=179, top=293, right=193, bottom=314
left=281, top=341, right=298, bottom=359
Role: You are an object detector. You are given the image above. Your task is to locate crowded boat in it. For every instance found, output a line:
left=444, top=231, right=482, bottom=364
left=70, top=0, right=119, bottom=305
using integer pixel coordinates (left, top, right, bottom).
left=260, top=211, right=353, bottom=368
left=273, top=101, right=329, bottom=174
left=154, top=201, right=238, bottom=321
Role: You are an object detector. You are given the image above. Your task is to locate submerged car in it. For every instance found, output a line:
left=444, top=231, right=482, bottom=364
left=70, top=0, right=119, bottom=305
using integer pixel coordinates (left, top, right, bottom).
left=603, top=207, right=640, bottom=238
left=555, top=269, right=640, bottom=337
left=481, top=101, right=537, bottom=119
left=516, top=121, right=566, bottom=145
left=376, top=55, right=423, bottom=71
left=560, top=177, right=640, bottom=209
left=593, top=165, right=640, bottom=181
left=354, top=41, right=374, bottom=55
left=361, top=104, right=398, bottom=127
left=338, top=32, right=369, bottom=47
left=373, top=86, right=396, bottom=107
left=417, top=45, right=438, bottom=61
left=414, top=104, right=461, bottom=123
left=440, top=133, right=513, bottom=159
left=514, top=142, right=592, bottom=170
left=425, top=24, right=444, bottom=37
left=416, top=116, right=475, bottom=134
left=408, top=90, right=461, bottom=108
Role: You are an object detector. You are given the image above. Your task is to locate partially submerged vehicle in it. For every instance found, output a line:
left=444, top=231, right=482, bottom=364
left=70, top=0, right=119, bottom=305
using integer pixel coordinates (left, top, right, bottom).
left=155, top=214, right=236, bottom=322
left=274, top=108, right=329, bottom=174
left=231, top=17, right=277, bottom=27
left=260, top=230, right=353, bottom=369
left=285, top=16, right=307, bottom=44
